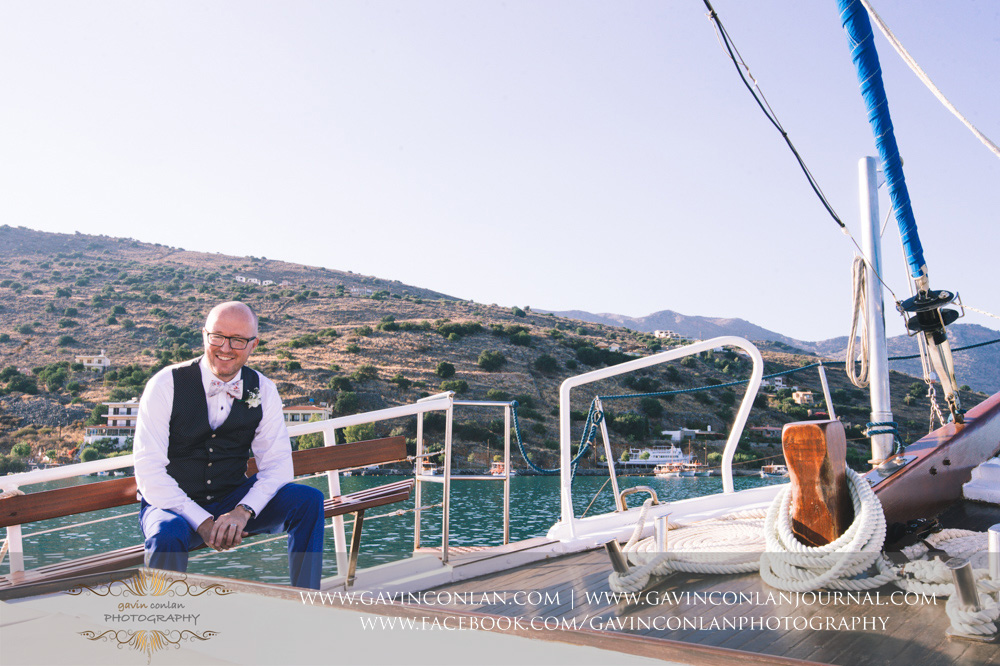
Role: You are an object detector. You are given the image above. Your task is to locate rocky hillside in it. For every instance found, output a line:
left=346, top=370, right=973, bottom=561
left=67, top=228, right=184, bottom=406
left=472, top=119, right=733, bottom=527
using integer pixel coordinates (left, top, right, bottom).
left=548, top=309, right=1000, bottom=393
left=0, top=225, right=988, bottom=473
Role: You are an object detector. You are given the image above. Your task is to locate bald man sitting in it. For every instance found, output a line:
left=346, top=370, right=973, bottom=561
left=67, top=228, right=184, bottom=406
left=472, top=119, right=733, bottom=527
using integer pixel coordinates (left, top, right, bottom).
left=134, top=301, right=324, bottom=589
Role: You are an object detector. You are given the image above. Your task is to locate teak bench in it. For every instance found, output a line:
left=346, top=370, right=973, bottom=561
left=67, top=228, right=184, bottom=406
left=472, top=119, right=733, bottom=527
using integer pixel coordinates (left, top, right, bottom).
left=0, top=436, right=412, bottom=590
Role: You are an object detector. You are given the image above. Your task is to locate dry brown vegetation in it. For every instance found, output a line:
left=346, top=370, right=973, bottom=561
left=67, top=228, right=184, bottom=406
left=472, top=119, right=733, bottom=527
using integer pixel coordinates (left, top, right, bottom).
left=0, top=225, right=987, bottom=471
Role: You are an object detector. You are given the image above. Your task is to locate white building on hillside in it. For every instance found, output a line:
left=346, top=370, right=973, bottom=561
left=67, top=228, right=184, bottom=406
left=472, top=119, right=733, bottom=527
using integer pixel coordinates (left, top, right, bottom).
left=793, top=391, right=815, bottom=405
left=283, top=404, right=333, bottom=423
left=83, top=398, right=140, bottom=447
left=76, top=350, right=111, bottom=373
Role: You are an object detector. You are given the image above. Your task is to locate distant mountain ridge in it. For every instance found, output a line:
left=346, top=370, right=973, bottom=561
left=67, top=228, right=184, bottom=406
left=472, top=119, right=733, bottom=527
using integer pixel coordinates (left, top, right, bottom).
left=543, top=308, right=1000, bottom=393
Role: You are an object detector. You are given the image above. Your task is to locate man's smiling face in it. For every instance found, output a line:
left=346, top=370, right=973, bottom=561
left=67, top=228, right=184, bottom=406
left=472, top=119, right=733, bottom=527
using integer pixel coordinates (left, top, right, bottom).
left=202, top=302, right=258, bottom=381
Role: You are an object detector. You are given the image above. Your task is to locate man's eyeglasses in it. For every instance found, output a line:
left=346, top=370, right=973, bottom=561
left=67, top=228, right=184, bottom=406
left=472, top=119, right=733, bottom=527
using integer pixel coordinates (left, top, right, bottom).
left=204, top=331, right=257, bottom=350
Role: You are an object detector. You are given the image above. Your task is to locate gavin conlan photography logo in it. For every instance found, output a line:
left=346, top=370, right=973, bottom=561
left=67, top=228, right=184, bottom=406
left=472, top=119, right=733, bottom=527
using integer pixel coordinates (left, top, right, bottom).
left=66, top=569, right=234, bottom=664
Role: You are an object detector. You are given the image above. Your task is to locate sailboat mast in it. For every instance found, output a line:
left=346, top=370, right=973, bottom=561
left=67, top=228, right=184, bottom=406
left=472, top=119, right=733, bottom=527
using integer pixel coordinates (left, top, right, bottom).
left=859, top=157, right=894, bottom=464
left=838, top=0, right=964, bottom=422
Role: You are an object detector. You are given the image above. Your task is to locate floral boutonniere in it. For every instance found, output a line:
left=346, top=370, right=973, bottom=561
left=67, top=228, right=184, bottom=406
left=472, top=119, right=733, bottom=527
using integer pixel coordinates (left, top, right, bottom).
left=242, top=387, right=262, bottom=409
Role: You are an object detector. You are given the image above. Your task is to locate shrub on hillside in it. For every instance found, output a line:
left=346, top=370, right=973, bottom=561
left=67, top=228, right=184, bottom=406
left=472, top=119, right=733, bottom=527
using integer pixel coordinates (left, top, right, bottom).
left=334, top=391, right=359, bottom=414
left=477, top=350, right=506, bottom=372
left=345, top=423, right=376, bottom=443
left=351, top=364, right=378, bottom=381
left=440, top=379, right=469, bottom=394
left=533, top=354, right=558, bottom=373
left=327, top=376, right=352, bottom=391
left=435, top=361, right=455, bottom=379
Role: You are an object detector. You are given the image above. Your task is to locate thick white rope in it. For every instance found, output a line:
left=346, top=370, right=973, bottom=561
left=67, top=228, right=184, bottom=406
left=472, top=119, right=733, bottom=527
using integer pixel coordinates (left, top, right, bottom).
left=606, top=467, right=1000, bottom=635
left=946, top=594, right=1000, bottom=637
left=896, top=530, right=1000, bottom=597
left=608, top=503, right=767, bottom=593
left=609, top=469, right=891, bottom=594
left=846, top=256, right=870, bottom=389
left=886, top=528, right=1000, bottom=635
left=859, top=0, right=1000, bottom=161
left=760, top=468, right=895, bottom=592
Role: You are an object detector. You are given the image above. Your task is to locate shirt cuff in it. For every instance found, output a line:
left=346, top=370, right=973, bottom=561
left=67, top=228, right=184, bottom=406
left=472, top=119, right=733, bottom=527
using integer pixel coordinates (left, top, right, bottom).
left=179, top=500, right=213, bottom=531
left=237, top=490, right=268, bottom=518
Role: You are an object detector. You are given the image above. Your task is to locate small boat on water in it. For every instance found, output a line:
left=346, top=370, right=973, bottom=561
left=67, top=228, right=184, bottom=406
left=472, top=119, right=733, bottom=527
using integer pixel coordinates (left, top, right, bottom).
left=415, top=460, right=441, bottom=476
left=489, top=461, right=516, bottom=476
left=623, top=442, right=691, bottom=469
left=760, top=463, right=789, bottom=478
left=652, top=462, right=682, bottom=477
left=678, top=461, right=711, bottom=477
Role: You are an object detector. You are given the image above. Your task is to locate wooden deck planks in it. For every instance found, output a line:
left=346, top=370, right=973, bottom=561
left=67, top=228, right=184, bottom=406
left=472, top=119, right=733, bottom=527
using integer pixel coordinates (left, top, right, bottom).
left=424, top=542, right=1000, bottom=666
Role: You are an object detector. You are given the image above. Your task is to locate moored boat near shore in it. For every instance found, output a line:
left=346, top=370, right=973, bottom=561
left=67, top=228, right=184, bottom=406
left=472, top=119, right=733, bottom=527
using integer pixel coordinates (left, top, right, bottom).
left=760, top=464, right=789, bottom=478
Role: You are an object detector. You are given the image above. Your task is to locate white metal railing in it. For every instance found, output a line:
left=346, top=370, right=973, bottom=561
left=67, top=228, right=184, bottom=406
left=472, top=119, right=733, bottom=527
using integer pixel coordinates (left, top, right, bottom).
left=556, top=336, right=764, bottom=537
left=413, top=399, right=514, bottom=563
left=0, top=395, right=457, bottom=578
left=284, top=394, right=454, bottom=576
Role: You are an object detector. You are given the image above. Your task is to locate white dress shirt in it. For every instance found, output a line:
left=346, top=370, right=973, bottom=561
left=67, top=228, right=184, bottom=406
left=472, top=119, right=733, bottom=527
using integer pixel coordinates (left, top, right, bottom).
left=133, top=356, right=294, bottom=530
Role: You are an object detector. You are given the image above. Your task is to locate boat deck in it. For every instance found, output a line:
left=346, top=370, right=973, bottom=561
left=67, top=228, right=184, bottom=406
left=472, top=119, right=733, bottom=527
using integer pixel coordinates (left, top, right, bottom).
left=421, top=500, right=1000, bottom=666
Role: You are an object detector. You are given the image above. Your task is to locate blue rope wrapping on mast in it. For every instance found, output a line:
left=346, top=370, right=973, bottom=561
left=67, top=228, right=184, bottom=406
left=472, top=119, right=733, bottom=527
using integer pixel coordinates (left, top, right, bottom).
left=838, top=0, right=925, bottom=278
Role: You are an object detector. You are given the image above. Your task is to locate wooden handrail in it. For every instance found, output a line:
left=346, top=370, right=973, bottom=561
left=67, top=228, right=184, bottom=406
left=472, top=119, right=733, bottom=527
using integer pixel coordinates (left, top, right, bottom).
left=0, top=436, right=408, bottom=529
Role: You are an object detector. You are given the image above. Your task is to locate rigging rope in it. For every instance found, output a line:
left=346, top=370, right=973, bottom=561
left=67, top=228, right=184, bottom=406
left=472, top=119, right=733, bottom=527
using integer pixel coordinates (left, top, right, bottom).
left=701, top=0, right=845, bottom=230
left=858, top=0, right=1000, bottom=161
left=846, top=256, right=871, bottom=388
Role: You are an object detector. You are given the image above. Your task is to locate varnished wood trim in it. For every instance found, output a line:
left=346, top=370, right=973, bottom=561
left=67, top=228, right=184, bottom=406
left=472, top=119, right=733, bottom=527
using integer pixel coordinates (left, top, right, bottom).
left=0, top=436, right=408, bottom=527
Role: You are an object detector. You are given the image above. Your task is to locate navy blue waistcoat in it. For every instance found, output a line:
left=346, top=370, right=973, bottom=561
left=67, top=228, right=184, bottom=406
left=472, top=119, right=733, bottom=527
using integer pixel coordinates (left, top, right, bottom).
left=166, top=359, right=263, bottom=504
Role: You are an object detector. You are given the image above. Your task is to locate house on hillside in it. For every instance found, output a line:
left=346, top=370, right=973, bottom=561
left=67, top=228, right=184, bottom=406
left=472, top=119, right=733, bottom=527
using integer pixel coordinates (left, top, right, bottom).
left=262, top=280, right=274, bottom=286
left=748, top=425, right=782, bottom=439
left=283, top=404, right=333, bottom=424
left=654, top=330, right=679, bottom=339
left=761, top=376, right=788, bottom=390
left=235, top=275, right=247, bottom=283
left=349, top=286, right=374, bottom=296
left=793, top=390, right=815, bottom=405
left=75, top=350, right=111, bottom=373
left=84, top=398, right=140, bottom=447
left=248, top=277, right=261, bottom=285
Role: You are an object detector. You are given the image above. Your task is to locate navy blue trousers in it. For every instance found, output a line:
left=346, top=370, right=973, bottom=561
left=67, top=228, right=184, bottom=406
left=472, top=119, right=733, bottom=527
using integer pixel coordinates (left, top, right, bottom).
left=139, top=475, right=325, bottom=589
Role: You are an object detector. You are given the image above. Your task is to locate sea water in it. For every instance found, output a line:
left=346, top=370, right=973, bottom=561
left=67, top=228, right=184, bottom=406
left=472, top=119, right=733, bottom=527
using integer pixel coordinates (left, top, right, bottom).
left=4, top=474, right=788, bottom=585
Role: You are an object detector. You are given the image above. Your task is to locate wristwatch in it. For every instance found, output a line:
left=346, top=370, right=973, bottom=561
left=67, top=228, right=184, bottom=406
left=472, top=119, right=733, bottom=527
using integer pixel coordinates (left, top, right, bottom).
left=237, top=503, right=256, bottom=520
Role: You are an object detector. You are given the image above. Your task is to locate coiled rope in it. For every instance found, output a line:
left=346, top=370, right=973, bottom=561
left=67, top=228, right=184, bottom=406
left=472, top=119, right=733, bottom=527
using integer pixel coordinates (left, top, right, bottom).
left=605, top=468, right=1000, bottom=636
left=608, top=501, right=766, bottom=593
left=760, top=468, right=895, bottom=592
left=609, top=468, right=893, bottom=594
left=894, top=529, right=1000, bottom=635
left=846, top=256, right=871, bottom=388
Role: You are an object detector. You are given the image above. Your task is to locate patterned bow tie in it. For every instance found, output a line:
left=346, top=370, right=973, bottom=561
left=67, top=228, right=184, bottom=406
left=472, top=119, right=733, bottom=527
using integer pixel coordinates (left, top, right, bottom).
left=208, top=378, right=243, bottom=400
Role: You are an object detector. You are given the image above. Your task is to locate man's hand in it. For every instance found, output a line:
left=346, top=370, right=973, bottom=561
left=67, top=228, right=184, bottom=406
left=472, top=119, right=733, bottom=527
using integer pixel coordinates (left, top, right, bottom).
left=197, top=508, right=251, bottom=551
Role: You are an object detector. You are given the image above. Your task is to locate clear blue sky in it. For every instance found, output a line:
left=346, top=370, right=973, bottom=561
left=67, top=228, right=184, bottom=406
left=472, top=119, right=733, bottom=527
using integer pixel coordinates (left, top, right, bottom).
left=2, top=1, right=998, bottom=342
